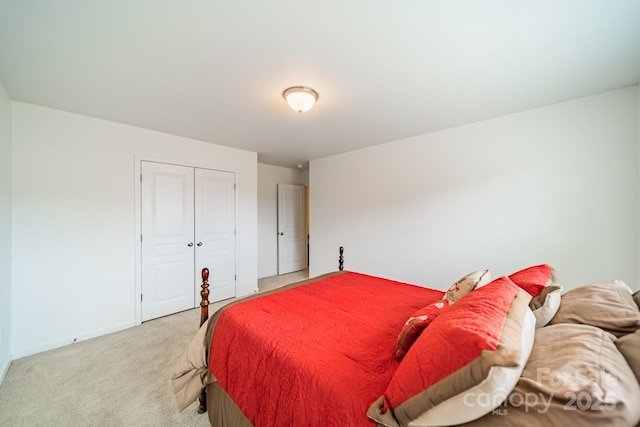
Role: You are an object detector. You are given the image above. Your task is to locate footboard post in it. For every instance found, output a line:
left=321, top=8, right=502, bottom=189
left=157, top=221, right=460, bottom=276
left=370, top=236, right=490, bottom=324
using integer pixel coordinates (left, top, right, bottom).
left=339, top=246, right=344, bottom=271
left=200, top=268, right=210, bottom=327
left=198, top=267, right=210, bottom=414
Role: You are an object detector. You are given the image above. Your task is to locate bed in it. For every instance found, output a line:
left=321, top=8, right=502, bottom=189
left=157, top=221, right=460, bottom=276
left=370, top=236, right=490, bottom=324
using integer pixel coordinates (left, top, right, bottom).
left=172, top=248, right=640, bottom=427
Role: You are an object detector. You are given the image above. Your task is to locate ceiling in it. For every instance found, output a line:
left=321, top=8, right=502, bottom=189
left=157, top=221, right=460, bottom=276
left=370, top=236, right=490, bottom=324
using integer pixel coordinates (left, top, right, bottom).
left=1, top=1, right=639, bottom=168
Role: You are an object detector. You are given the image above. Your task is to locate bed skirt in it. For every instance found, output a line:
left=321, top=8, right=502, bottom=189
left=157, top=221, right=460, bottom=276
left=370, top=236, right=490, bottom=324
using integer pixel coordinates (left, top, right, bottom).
left=206, top=383, right=253, bottom=427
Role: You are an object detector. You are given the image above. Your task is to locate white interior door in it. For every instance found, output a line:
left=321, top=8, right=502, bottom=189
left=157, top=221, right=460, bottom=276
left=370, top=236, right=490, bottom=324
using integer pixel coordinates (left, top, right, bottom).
left=141, top=162, right=195, bottom=321
left=195, top=168, right=236, bottom=302
left=278, top=184, right=307, bottom=275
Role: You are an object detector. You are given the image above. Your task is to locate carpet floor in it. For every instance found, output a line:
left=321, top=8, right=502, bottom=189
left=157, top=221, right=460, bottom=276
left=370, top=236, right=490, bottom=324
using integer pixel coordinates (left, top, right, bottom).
left=0, top=269, right=308, bottom=427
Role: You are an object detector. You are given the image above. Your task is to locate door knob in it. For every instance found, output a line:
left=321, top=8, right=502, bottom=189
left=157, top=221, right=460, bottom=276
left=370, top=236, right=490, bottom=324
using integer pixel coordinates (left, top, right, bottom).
left=197, top=242, right=203, bottom=246
left=187, top=242, right=194, bottom=247
left=279, top=232, right=284, bottom=236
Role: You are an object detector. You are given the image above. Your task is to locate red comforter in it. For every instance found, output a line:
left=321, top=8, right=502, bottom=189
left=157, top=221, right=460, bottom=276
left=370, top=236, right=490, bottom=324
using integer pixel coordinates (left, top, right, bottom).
left=209, top=271, right=444, bottom=427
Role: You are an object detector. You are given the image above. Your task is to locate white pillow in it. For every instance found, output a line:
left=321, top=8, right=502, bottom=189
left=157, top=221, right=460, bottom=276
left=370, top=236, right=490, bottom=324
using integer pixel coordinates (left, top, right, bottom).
left=529, top=286, right=562, bottom=328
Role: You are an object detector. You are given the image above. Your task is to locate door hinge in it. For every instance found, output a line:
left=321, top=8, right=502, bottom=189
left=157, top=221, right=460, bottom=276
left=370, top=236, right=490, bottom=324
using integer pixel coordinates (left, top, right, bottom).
left=140, top=174, right=142, bottom=183
left=234, top=183, right=236, bottom=190
left=140, top=234, right=143, bottom=242
left=235, top=274, right=237, bottom=281
left=140, top=294, right=143, bottom=302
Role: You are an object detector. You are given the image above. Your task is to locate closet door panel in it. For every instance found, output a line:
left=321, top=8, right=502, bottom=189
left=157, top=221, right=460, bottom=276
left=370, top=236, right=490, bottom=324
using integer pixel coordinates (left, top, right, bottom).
left=195, top=168, right=236, bottom=302
left=141, top=162, right=195, bottom=321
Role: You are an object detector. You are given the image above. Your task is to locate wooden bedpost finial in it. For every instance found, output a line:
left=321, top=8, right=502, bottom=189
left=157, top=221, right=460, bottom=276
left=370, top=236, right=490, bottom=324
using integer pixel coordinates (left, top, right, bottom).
left=199, top=268, right=210, bottom=327
left=339, top=246, right=344, bottom=271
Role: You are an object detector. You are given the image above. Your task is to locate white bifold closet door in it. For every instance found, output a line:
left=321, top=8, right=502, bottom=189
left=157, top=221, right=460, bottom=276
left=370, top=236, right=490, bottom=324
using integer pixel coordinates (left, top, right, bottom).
left=141, top=161, right=236, bottom=321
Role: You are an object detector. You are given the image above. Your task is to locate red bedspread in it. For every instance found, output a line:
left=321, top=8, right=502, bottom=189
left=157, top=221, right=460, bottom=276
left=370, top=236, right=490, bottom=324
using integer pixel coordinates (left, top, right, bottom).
left=209, top=271, right=444, bottom=427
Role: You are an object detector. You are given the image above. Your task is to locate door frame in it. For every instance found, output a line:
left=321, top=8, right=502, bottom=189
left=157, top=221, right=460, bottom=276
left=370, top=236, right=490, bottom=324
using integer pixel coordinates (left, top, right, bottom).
left=133, top=155, right=237, bottom=325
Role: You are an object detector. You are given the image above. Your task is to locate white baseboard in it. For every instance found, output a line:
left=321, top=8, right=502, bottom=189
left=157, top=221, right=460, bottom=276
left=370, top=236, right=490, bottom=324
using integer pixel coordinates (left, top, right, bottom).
left=236, top=287, right=259, bottom=297
left=11, top=320, right=136, bottom=360
left=258, top=270, right=277, bottom=279
left=0, top=355, right=11, bottom=385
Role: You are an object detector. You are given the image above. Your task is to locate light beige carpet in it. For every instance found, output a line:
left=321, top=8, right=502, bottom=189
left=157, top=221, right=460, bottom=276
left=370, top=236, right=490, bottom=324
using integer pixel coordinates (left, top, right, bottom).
left=0, top=306, right=214, bottom=427
left=0, top=269, right=308, bottom=427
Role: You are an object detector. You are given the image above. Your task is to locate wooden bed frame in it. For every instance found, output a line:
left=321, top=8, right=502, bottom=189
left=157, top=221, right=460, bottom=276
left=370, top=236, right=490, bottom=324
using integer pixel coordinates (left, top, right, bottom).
left=195, top=246, right=345, bottom=414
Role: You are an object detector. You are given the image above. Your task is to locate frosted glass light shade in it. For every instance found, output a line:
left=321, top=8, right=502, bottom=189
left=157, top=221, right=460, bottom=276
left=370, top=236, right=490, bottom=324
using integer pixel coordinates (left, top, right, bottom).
left=282, top=86, right=318, bottom=113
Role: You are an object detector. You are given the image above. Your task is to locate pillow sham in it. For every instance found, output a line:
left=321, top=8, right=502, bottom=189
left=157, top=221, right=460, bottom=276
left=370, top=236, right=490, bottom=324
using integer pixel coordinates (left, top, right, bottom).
left=395, top=300, right=449, bottom=361
left=529, top=285, right=562, bottom=328
left=616, top=329, right=640, bottom=384
left=549, top=279, right=640, bottom=337
left=443, top=269, right=491, bottom=304
left=462, top=323, right=640, bottom=427
left=368, top=276, right=535, bottom=427
left=508, top=264, right=558, bottom=297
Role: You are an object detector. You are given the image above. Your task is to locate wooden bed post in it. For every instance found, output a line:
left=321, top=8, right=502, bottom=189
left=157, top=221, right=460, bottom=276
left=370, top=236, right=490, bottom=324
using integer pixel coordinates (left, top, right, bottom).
left=339, top=246, right=344, bottom=271
left=198, top=267, right=210, bottom=414
left=200, top=268, right=210, bottom=327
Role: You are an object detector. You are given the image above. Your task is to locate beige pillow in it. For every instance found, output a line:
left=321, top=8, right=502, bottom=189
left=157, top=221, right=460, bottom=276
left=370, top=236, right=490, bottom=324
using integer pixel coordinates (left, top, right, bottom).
left=462, top=323, right=640, bottom=427
left=634, top=290, right=640, bottom=310
left=549, top=280, right=640, bottom=337
left=443, top=269, right=491, bottom=304
left=529, top=285, right=562, bottom=328
left=616, top=329, right=640, bottom=384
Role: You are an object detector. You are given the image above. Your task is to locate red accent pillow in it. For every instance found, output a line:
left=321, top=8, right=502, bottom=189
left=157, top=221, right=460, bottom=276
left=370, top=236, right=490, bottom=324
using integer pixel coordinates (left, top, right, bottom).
left=368, top=276, right=534, bottom=427
left=508, top=264, right=557, bottom=297
left=395, top=300, right=449, bottom=360
left=386, top=277, right=519, bottom=407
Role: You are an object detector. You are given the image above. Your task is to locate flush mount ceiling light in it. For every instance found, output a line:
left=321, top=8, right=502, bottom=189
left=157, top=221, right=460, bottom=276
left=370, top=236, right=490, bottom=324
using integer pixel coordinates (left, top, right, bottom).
left=282, top=86, right=319, bottom=113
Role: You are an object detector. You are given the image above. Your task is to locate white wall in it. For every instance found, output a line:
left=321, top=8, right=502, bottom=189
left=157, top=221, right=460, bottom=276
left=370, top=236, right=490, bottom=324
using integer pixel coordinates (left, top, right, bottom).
left=310, top=87, right=640, bottom=292
left=257, top=163, right=307, bottom=278
left=11, top=102, right=258, bottom=358
left=0, top=83, right=12, bottom=381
